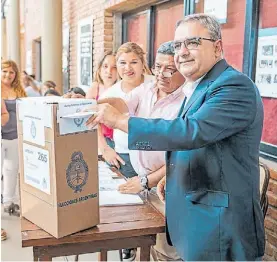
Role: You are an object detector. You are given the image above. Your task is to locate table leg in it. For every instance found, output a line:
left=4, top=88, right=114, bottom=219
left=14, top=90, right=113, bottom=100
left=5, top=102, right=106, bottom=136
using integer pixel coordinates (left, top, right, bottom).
left=33, top=247, right=38, bottom=261
left=140, top=246, right=151, bottom=261
left=98, top=251, right=108, bottom=261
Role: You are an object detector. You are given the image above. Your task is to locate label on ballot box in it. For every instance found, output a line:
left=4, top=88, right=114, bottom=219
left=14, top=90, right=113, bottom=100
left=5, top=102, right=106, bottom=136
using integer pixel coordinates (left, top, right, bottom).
left=23, top=143, right=50, bottom=194
left=22, top=102, right=46, bottom=146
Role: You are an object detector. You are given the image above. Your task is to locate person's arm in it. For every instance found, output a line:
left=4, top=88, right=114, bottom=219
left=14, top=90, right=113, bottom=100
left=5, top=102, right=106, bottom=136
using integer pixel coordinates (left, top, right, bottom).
left=28, top=76, right=40, bottom=93
left=147, top=165, right=166, bottom=188
left=118, top=165, right=166, bottom=194
left=127, top=75, right=259, bottom=151
left=97, top=82, right=145, bottom=114
left=86, top=82, right=98, bottom=99
left=97, top=98, right=129, bottom=114
left=1, top=99, right=9, bottom=126
left=98, top=124, right=125, bottom=168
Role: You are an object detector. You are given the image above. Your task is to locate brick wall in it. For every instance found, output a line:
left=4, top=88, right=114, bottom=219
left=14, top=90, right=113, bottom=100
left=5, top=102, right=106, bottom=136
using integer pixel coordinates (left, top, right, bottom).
left=62, top=0, right=114, bottom=88
left=263, top=159, right=277, bottom=260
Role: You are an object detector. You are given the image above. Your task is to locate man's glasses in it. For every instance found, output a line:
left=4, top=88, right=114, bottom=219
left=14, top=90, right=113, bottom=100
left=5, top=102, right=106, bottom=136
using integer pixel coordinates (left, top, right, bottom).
left=173, top=37, right=217, bottom=52
left=151, top=65, right=177, bottom=78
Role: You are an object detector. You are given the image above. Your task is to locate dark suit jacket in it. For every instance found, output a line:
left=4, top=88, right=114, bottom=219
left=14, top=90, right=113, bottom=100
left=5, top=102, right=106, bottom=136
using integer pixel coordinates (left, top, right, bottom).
left=128, top=59, right=265, bottom=261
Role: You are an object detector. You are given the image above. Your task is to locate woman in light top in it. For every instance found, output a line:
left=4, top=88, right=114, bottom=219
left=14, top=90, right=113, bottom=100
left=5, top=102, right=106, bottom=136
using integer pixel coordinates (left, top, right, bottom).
left=100, top=42, right=154, bottom=178
left=1, top=60, right=26, bottom=217
left=86, top=51, right=118, bottom=150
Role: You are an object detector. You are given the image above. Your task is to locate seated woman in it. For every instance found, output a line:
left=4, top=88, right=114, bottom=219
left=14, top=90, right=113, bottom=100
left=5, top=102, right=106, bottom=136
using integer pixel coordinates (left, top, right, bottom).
left=100, top=42, right=154, bottom=179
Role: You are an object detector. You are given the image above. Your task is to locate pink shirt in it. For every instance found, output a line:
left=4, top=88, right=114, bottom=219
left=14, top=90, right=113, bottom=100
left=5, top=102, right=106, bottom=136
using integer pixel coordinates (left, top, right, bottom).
left=124, top=81, right=185, bottom=176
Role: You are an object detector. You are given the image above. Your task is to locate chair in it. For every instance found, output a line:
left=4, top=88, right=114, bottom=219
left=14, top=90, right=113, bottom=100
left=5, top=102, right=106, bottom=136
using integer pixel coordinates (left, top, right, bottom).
left=259, top=163, right=270, bottom=217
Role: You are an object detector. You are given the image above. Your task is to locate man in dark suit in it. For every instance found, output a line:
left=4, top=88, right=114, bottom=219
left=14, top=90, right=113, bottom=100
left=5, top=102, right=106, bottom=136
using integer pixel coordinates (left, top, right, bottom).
left=86, top=14, right=265, bottom=261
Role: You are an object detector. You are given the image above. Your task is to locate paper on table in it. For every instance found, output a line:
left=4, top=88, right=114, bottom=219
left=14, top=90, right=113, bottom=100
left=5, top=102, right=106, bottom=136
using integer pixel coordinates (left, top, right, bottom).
left=99, top=191, right=144, bottom=206
left=98, top=161, right=143, bottom=206
left=61, top=111, right=96, bottom=119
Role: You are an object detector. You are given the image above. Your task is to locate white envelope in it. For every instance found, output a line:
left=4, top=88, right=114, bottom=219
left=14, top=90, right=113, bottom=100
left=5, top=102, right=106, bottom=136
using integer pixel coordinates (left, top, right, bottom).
left=61, top=111, right=96, bottom=119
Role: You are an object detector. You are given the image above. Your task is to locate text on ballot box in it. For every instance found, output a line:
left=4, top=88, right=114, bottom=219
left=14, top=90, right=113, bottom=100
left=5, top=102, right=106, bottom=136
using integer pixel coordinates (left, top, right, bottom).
left=23, top=143, right=50, bottom=194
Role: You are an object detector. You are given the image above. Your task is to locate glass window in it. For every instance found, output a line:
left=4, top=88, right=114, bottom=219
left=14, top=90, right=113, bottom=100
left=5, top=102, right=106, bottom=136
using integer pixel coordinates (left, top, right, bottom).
left=125, top=12, right=148, bottom=53
left=194, top=0, right=246, bottom=71
left=255, top=0, right=277, bottom=147
left=154, top=0, right=184, bottom=54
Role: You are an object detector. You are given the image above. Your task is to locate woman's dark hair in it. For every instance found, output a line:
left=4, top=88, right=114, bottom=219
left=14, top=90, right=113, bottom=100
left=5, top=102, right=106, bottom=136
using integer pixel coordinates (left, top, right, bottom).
left=69, top=87, right=86, bottom=97
left=44, top=89, right=61, bottom=96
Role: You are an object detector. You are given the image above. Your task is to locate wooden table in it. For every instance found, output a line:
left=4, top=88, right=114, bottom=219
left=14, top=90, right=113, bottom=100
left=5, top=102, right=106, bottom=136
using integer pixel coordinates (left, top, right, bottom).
left=21, top=201, right=165, bottom=261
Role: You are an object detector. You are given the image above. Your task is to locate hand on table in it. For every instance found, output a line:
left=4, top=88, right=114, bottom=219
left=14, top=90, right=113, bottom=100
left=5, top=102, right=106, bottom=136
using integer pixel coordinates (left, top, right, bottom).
left=102, top=146, right=125, bottom=169
left=118, top=176, right=143, bottom=194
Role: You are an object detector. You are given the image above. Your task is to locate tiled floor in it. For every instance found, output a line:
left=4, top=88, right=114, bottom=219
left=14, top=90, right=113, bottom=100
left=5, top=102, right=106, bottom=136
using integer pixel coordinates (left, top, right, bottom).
left=1, top=207, right=120, bottom=261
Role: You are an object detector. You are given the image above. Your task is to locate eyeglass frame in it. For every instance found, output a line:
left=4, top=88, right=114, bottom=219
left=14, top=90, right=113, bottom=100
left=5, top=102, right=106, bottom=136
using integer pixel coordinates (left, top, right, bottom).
left=172, top=37, right=219, bottom=52
left=151, top=65, right=178, bottom=78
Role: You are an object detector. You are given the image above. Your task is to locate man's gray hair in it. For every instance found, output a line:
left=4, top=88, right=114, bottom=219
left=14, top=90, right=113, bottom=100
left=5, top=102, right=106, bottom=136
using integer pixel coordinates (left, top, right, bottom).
left=176, top=13, right=222, bottom=40
left=157, top=41, right=175, bottom=56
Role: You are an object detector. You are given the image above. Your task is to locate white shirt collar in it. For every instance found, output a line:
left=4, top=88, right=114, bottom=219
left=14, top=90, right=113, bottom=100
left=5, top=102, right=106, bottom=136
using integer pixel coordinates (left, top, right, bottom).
left=182, top=74, right=206, bottom=99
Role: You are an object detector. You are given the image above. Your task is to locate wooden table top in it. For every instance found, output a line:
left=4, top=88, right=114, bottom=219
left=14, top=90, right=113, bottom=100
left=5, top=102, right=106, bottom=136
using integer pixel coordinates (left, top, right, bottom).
left=21, top=202, right=165, bottom=248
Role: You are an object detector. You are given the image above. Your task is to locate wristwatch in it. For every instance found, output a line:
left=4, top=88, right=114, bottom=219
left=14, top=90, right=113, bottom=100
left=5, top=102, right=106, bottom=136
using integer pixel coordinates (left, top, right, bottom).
left=140, top=175, right=149, bottom=190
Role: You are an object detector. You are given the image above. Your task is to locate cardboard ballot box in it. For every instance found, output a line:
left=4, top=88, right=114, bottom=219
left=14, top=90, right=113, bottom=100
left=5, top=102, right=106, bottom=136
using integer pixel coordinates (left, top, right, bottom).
left=17, top=97, right=99, bottom=238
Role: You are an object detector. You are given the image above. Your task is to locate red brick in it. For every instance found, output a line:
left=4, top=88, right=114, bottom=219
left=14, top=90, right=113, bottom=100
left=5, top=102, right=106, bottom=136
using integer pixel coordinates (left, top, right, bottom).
left=268, top=179, right=277, bottom=194
left=265, top=242, right=275, bottom=257
left=270, top=169, right=277, bottom=181
left=268, top=191, right=277, bottom=208
left=266, top=229, right=277, bottom=247
left=263, top=254, right=273, bottom=261
left=267, top=206, right=277, bottom=221
left=265, top=217, right=277, bottom=233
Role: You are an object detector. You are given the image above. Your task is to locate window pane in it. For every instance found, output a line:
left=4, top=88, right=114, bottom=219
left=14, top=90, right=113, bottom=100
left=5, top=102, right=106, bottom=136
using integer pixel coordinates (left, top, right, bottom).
left=154, top=0, right=184, bottom=54
left=126, top=12, right=148, bottom=53
left=256, top=0, right=277, bottom=146
left=194, top=0, right=246, bottom=71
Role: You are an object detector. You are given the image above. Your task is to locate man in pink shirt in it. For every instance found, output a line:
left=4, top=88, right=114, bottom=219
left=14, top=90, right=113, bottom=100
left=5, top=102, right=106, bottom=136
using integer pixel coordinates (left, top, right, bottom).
left=95, top=41, right=185, bottom=261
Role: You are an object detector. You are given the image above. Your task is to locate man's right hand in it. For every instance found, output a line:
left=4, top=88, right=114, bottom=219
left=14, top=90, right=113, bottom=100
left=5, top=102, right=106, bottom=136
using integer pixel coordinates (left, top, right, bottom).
left=102, top=146, right=125, bottom=169
left=157, top=176, right=166, bottom=203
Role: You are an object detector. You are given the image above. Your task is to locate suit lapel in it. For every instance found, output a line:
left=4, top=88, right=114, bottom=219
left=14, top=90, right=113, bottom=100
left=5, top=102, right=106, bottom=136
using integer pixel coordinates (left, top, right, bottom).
left=177, top=97, right=187, bottom=117
left=180, top=59, right=229, bottom=118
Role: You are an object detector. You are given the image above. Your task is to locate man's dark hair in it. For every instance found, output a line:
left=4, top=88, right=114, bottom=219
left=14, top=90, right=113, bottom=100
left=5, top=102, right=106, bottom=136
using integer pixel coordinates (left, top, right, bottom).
left=69, top=87, right=86, bottom=97
left=157, top=41, right=175, bottom=56
left=44, top=89, right=61, bottom=96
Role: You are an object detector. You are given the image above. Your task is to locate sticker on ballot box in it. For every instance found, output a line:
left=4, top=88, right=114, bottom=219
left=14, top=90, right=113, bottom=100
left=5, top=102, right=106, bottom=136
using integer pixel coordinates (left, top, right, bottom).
left=22, top=102, right=46, bottom=146
left=57, top=100, right=96, bottom=135
left=23, top=143, right=50, bottom=194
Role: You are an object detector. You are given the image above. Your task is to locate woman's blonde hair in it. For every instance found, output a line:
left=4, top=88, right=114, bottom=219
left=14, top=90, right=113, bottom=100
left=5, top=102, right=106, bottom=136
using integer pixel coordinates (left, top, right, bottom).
left=1, top=60, right=26, bottom=98
left=93, top=51, right=117, bottom=85
left=116, top=42, right=152, bottom=77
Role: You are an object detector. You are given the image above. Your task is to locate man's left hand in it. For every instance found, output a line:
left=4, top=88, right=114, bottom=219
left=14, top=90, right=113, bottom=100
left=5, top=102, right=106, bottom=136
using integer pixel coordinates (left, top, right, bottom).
left=118, top=176, right=143, bottom=194
left=86, top=103, right=127, bottom=130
